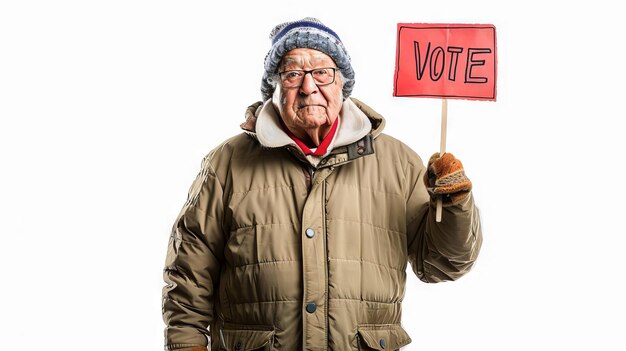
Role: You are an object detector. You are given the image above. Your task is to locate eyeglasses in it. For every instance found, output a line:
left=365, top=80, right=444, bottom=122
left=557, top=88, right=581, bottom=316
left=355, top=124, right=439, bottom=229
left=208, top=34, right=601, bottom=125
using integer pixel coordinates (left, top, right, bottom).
left=278, top=67, right=338, bottom=88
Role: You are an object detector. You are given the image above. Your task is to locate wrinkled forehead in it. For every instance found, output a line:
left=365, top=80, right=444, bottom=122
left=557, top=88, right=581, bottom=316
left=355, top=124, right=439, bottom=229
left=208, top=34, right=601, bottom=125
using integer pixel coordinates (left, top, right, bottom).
left=279, top=48, right=336, bottom=70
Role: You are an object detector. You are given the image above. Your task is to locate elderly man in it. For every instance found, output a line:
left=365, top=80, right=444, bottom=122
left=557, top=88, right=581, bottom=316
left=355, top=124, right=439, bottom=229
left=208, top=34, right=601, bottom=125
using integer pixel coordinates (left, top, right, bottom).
left=162, top=17, right=482, bottom=351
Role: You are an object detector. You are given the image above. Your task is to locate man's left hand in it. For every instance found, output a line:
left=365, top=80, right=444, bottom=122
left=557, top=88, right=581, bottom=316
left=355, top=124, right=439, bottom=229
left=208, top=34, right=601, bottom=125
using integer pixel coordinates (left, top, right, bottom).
left=424, top=152, right=472, bottom=206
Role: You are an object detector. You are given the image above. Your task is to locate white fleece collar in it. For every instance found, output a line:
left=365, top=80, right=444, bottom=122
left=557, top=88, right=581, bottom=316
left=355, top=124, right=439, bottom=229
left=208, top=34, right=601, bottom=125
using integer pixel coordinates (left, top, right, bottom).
left=255, top=98, right=372, bottom=153
left=333, top=98, right=372, bottom=148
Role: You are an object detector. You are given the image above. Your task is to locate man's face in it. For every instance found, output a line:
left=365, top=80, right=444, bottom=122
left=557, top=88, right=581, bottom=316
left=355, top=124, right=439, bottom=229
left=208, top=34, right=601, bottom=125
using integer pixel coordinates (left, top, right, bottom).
left=275, top=48, right=343, bottom=135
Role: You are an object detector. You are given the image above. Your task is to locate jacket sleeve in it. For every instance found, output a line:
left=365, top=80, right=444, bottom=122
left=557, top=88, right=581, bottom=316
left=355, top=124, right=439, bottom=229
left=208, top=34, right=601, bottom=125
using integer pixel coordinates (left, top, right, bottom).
left=405, top=156, right=482, bottom=283
left=162, top=154, right=226, bottom=350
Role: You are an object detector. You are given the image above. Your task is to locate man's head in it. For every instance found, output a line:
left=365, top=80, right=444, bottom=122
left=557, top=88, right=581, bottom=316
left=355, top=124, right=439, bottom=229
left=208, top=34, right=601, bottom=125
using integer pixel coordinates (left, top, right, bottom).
left=261, top=17, right=354, bottom=102
left=261, top=18, right=354, bottom=146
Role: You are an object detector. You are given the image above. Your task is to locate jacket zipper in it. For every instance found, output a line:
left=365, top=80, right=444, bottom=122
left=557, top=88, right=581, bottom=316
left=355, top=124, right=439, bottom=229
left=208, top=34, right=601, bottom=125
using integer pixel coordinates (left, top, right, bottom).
left=302, top=164, right=314, bottom=192
left=322, top=176, right=330, bottom=351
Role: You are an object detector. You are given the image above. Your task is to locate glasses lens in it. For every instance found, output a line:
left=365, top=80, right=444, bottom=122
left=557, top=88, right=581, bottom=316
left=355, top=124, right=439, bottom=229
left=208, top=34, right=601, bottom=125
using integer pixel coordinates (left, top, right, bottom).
left=311, top=68, right=335, bottom=85
left=280, top=68, right=336, bottom=87
left=281, top=71, right=304, bottom=87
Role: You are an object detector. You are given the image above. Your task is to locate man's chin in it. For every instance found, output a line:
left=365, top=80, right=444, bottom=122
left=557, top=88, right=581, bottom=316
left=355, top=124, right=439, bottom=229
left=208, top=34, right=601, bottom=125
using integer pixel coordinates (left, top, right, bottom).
left=296, top=114, right=330, bottom=128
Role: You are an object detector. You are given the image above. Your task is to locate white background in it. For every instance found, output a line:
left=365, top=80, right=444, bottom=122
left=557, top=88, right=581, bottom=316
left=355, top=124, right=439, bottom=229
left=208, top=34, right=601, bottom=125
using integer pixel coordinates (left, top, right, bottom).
left=1, top=1, right=624, bottom=350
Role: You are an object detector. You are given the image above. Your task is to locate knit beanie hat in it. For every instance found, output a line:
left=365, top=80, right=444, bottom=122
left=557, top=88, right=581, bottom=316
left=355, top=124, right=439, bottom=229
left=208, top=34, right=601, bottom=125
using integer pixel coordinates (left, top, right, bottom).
left=261, top=17, right=355, bottom=101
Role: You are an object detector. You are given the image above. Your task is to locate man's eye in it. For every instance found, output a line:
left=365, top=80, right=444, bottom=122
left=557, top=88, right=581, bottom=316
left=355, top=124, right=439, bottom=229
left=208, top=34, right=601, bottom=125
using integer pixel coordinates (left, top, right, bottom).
left=285, top=71, right=302, bottom=79
left=313, top=69, right=329, bottom=76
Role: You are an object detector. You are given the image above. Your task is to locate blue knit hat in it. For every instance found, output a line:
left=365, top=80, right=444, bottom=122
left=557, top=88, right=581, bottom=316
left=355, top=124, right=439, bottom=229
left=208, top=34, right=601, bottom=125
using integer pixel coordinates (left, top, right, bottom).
left=261, top=17, right=355, bottom=101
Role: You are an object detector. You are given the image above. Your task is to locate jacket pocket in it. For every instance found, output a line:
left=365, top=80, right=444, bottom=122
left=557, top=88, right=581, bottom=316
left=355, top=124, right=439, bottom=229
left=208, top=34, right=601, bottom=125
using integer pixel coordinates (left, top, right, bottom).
left=219, top=324, right=275, bottom=351
left=356, top=324, right=412, bottom=351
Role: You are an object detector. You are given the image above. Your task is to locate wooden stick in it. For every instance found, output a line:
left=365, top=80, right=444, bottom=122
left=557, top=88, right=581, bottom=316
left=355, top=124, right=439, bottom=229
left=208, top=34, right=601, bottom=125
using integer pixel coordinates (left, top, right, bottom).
left=436, top=99, right=448, bottom=222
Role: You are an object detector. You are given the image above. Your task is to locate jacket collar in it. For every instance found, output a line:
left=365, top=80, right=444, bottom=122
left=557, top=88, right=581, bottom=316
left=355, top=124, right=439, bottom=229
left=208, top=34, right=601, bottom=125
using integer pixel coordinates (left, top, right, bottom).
left=241, top=97, right=386, bottom=166
left=241, top=97, right=385, bottom=138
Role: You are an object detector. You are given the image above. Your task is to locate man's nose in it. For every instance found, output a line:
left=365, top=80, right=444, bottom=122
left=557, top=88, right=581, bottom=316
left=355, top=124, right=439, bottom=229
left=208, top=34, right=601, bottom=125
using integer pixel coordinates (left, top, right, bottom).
left=299, top=72, right=319, bottom=95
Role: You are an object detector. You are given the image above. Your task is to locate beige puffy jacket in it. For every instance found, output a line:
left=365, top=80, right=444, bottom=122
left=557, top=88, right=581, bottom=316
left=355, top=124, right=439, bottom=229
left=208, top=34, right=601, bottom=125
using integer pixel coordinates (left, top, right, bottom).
left=162, top=98, right=482, bottom=350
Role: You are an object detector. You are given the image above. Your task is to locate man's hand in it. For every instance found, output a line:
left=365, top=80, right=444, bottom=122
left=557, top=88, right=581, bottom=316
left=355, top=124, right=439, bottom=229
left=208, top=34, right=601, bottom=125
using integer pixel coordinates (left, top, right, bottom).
left=424, top=152, right=472, bottom=206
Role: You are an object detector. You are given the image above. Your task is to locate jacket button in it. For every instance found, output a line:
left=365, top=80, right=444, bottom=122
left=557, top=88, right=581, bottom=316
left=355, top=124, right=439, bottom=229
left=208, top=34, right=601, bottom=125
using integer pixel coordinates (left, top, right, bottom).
left=379, top=338, right=386, bottom=349
left=305, top=228, right=315, bottom=238
left=306, top=302, right=317, bottom=313
left=235, top=341, right=242, bottom=350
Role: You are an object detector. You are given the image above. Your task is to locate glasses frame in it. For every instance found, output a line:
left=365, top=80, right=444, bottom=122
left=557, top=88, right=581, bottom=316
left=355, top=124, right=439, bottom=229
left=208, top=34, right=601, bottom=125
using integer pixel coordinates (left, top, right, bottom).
left=277, top=67, right=339, bottom=88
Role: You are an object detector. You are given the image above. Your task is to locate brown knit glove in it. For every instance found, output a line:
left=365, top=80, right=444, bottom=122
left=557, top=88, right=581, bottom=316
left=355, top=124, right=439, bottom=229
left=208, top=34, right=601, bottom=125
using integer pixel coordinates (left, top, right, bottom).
left=424, top=152, right=472, bottom=206
left=170, top=347, right=206, bottom=351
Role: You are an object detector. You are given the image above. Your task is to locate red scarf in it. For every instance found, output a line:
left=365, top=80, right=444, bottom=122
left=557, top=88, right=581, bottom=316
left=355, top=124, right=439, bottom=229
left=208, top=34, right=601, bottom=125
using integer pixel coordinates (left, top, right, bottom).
left=281, top=117, right=339, bottom=156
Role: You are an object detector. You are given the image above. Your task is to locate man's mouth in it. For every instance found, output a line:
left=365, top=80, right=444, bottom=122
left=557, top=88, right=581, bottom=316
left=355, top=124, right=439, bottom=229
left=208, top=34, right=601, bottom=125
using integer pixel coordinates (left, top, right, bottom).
left=298, top=104, right=324, bottom=109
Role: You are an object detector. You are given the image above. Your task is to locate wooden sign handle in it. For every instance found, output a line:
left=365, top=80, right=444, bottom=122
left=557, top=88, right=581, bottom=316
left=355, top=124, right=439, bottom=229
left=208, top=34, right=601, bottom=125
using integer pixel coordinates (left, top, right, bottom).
left=436, top=99, right=448, bottom=222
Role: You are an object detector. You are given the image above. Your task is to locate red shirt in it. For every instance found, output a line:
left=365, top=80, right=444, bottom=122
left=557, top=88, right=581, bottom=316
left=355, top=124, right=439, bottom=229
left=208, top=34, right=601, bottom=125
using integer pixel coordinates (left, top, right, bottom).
left=281, top=117, right=339, bottom=156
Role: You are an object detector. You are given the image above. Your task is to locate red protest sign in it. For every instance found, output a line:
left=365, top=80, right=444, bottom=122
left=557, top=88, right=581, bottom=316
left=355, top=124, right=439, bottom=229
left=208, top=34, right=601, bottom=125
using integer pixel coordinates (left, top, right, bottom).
left=393, top=23, right=497, bottom=101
